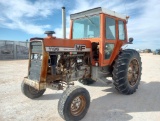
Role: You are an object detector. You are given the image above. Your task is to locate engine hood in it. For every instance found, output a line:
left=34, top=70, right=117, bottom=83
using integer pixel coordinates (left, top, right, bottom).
left=43, top=38, right=92, bottom=52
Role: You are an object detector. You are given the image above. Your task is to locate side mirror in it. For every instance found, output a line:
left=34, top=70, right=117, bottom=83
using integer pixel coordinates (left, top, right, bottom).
left=129, top=37, right=134, bottom=44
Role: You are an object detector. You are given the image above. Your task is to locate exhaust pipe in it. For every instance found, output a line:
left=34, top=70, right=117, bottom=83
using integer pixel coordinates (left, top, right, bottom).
left=62, top=7, right=66, bottom=39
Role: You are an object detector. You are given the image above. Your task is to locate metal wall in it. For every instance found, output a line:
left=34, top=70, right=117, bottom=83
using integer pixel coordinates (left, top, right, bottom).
left=0, top=40, right=29, bottom=60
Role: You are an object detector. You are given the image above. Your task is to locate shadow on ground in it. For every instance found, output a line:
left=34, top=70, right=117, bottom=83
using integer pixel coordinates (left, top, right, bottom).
left=83, top=81, right=160, bottom=121
left=36, top=93, right=62, bottom=100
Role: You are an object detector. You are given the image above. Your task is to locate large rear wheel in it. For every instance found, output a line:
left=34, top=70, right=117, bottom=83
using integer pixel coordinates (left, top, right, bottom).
left=112, top=49, right=142, bottom=95
left=58, top=86, right=90, bottom=121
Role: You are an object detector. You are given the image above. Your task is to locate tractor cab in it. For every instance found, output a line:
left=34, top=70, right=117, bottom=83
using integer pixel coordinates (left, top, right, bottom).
left=70, top=7, right=129, bottom=66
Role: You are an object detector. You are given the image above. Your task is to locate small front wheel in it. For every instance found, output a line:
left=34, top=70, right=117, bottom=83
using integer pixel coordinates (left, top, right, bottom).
left=58, top=86, right=90, bottom=121
left=21, top=81, right=46, bottom=99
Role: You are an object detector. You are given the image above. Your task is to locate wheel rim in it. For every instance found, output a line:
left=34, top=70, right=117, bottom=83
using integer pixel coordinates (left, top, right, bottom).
left=127, top=59, right=140, bottom=86
left=70, top=95, right=86, bottom=116
left=28, top=86, right=39, bottom=95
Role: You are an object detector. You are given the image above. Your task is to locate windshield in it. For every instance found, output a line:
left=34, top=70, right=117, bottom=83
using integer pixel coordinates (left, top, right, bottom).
left=72, top=15, right=100, bottom=39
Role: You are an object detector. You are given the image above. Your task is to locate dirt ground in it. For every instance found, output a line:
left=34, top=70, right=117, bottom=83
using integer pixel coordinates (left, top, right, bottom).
left=0, top=53, right=160, bottom=121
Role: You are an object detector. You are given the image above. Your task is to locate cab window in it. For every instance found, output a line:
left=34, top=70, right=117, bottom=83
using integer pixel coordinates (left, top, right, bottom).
left=106, top=17, right=116, bottom=40
left=104, top=43, right=114, bottom=59
left=72, top=15, right=100, bottom=39
left=118, top=21, right=125, bottom=40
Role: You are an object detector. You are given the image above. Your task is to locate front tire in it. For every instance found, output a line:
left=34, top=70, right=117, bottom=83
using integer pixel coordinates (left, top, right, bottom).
left=21, top=81, right=46, bottom=99
left=112, top=49, right=142, bottom=95
left=58, top=86, right=90, bottom=121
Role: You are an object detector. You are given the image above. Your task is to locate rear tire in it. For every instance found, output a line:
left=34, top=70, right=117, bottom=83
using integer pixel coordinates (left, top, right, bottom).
left=21, top=81, right=46, bottom=99
left=112, top=49, right=142, bottom=95
left=58, top=86, right=90, bottom=121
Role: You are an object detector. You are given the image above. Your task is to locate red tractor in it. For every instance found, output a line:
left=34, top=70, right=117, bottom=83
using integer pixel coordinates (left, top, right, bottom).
left=21, top=7, right=142, bottom=121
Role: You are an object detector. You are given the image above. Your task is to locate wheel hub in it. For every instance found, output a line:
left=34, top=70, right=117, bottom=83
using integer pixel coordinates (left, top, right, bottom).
left=127, top=59, right=139, bottom=86
left=70, top=95, right=86, bottom=116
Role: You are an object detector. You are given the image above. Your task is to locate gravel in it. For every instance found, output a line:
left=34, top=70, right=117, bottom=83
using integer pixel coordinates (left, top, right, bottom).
left=0, top=53, right=160, bottom=121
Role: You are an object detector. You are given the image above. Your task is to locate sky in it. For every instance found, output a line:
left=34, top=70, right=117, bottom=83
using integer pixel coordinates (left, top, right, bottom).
left=0, top=0, right=160, bottom=50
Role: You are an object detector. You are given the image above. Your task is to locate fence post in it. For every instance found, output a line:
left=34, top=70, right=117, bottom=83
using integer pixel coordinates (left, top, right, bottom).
left=13, top=41, right=17, bottom=59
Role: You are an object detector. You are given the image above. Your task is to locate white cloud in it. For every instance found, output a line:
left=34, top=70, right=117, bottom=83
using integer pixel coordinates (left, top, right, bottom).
left=1, top=0, right=160, bottom=49
left=55, top=0, right=160, bottom=49
left=55, top=26, right=70, bottom=38
left=128, top=0, right=160, bottom=38
left=0, top=0, right=62, bottom=34
left=0, top=17, right=5, bottom=21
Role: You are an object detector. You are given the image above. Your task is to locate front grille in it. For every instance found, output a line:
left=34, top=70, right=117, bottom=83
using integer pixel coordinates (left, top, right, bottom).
left=31, top=41, right=42, bottom=53
left=28, top=41, right=42, bottom=81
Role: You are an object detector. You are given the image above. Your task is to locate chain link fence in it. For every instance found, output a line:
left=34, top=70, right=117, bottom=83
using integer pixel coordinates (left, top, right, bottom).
left=0, top=40, right=29, bottom=60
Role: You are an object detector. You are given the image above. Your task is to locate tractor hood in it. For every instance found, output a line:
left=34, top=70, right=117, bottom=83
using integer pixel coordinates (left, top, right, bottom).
left=43, top=38, right=92, bottom=52
left=30, top=37, right=91, bottom=52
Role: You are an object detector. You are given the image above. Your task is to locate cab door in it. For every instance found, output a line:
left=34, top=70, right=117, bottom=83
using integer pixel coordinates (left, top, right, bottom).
left=102, top=16, right=117, bottom=66
left=102, top=15, right=126, bottom=66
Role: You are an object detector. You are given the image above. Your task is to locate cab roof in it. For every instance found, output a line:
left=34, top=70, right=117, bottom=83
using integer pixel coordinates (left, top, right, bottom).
left=70, top=7, right=128, bottom=20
